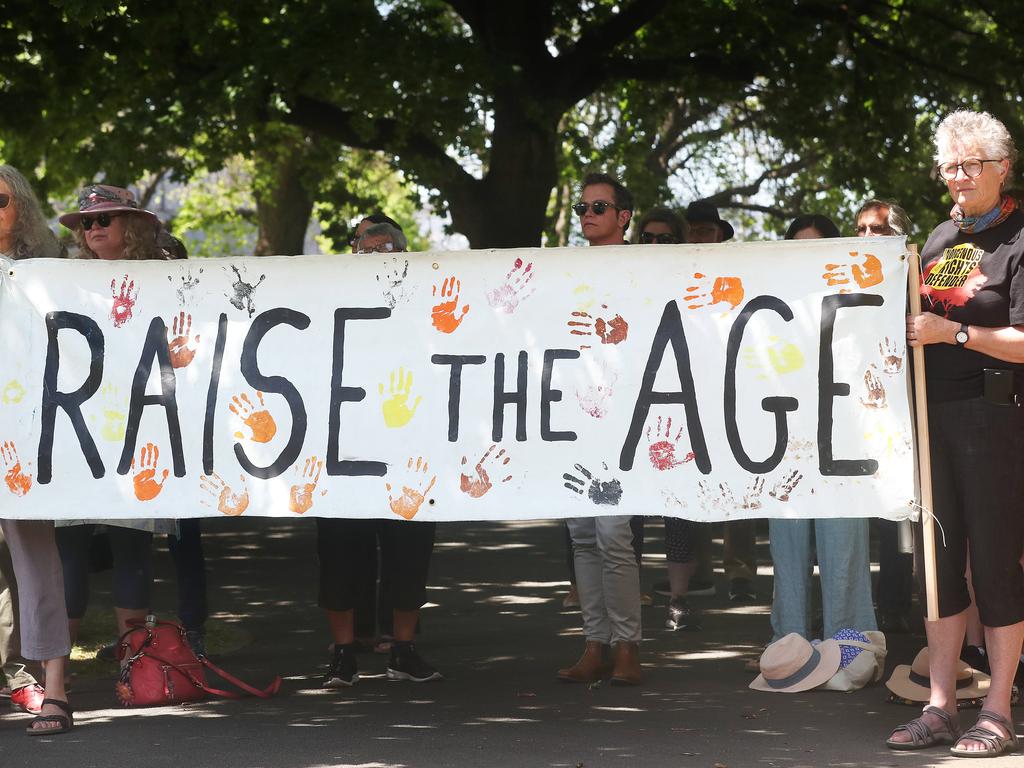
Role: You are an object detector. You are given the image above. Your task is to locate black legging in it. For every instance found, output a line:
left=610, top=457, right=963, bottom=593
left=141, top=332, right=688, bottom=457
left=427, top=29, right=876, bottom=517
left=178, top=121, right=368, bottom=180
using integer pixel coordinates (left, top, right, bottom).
left=55, top=524, right=153, bottom=618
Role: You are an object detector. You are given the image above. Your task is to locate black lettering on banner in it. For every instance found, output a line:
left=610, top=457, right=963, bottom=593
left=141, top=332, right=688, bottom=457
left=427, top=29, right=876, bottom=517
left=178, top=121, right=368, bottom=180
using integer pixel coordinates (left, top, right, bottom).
left=236, top=308, right=310, bottom=479
left=620, top=301, right=710, bottom=472
left=326, top=308, right=390, bottom=477
left=541, top=349, right=579, bottom=442
left=493, top=350, right=528, bottom=442
left=202, top=313, right=229, bottom=475
left=117, top=317, right=186, bottom=476
left=431, top=354, right=487, bottom=442
left=724, top=296, right=799, bottom=473
left=819, top=293, right=883, bottom=475
left=38, top=312, right=105, bottom=483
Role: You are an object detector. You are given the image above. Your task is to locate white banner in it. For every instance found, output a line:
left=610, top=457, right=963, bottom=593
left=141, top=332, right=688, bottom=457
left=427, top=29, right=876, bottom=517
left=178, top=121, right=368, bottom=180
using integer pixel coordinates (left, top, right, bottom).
left=0, top=238, right=914, bottom=521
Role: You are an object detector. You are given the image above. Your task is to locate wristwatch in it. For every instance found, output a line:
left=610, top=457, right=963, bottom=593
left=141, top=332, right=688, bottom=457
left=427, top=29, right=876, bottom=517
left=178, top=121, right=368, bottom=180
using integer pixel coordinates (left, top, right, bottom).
left=955, top=323, right=970, bottom=346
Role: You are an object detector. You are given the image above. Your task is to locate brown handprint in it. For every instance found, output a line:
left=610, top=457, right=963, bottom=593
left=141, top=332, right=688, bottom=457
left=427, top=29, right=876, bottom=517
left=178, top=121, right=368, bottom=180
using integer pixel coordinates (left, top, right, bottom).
left=289, top=456, right=324, bottom=514
left=431, top=276, right=470, bottom=333
left=1, top=441, right=31, bottom=497
left=742, top=477, right=765, bottom=510
left=879, top=337, right=904, bottom=375
left=167, top=310, right=201, bottom=368
left=459, top=445, right=512, bottom=499
left=110, top=275, right=139, bottom=328
left=199, top=472, right=250, bottom=516
left=132, top=443, right=169, bottom=501
left=386, top=456, right=437, bottom=519
left=769, top=470, right=803, bottom=502
left=567, top=304, right=628, bottom=348
left=230, top=391, right=277, bottom=443
left=861, top=365, right=888, bottom=408
left=822, top=251, right=883, bottom=293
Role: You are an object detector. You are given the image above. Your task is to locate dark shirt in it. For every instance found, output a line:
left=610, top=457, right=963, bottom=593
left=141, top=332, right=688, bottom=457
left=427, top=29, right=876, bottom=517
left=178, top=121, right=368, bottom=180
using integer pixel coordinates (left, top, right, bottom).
left=920, top=209, right=1024, bottom=401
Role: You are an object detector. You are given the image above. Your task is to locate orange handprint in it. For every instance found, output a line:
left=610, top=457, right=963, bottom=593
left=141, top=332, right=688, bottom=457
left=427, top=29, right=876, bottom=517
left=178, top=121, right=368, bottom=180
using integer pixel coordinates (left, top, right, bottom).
left=822, top=251, right=883, bottom=292
left=167, top=310, right=201, bottom=368
left=431, top=276, right=470, bottom=333
left=289, top=455, right=324, bottom=514
left=386, top=456, right=437, bottom=520
left=132, top=443, right=169, bottom=501
left=230, top=391, right=277, bottom=443
left=567, top=304, right=628, bottom=348
left=685, top=274, right=744, bottom=310
left=199, top=472, right=250, bottom=516
left=459, top=445, right=512, bottom=498
left=1, top=441, right=32, bottom=497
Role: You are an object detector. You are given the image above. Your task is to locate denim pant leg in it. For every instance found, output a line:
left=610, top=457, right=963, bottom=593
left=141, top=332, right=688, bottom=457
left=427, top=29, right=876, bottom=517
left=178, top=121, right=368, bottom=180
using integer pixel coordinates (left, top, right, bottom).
left=769, top=518, right=812, bottom=641
left=168, top=519, right=207, bottom=631
left=595, top=516, right=641, bottom=643
left=815, top=517, right=877, bottom=637
left=566, top=517, right=608, bottom=643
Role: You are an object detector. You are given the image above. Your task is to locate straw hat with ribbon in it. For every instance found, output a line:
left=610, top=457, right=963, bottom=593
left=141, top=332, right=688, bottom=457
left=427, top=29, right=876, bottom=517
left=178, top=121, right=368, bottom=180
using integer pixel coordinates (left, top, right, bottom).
left=749, top=633, right=842, bottom=693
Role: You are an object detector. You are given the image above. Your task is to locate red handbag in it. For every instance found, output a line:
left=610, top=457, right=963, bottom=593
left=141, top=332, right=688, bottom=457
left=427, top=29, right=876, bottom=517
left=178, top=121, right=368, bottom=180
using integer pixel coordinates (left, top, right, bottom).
left=115, top=617, right=281, bottom=707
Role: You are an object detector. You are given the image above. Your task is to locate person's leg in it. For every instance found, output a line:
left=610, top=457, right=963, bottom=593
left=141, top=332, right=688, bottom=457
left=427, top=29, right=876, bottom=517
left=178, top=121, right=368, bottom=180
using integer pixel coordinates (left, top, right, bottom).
left=383, top=520, right=440, bottom=681
left=768, top=518, right=812, bottom=641
left=0, top=529, right=38, bottom=694
left=876, top=518, right=913, bottom=632
left=107, top=527, right=153, bottom=637
left=54, top=524, right=95, bottom=645
left=723, top=519, right=758, bottom=600
left=663, top=516, right=699, bottom=631
left=316, top=518, right=366, bottom=686
left=167, top=519, right=208, bottom=635
left=595, top=515, right=642, bottom=685
left=815, top=517, right=877, bottom=639
left=0, top=520, right=72, bottom=733
left=560, top=517, right=611, bottom=682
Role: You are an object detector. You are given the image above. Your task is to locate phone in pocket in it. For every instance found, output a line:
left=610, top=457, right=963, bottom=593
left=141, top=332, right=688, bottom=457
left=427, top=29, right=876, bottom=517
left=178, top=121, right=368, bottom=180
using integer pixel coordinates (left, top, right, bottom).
left=983, top=368, right=1018, bottom=406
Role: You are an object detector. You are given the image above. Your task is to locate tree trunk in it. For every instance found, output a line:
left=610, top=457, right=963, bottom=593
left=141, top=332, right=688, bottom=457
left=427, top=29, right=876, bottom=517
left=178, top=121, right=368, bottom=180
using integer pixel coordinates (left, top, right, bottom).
left=253, top=142, right=315, bottom=256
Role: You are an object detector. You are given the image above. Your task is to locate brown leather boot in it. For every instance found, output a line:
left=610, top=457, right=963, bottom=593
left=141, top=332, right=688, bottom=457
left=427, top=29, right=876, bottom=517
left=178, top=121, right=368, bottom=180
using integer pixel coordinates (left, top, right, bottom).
left=610, top=641, right=641, bottom=686
left=557, top=641, right=611, bottom=683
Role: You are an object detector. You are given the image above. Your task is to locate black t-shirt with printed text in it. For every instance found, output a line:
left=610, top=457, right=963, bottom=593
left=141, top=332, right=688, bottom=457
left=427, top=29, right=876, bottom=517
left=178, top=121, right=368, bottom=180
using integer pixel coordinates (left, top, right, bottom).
left=920, top=209, right=1024, bottom=401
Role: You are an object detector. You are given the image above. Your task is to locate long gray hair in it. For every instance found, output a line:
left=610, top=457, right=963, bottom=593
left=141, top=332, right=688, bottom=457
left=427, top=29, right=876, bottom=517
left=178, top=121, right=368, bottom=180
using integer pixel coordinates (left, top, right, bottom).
left=0, top=164, right=61, bottom=260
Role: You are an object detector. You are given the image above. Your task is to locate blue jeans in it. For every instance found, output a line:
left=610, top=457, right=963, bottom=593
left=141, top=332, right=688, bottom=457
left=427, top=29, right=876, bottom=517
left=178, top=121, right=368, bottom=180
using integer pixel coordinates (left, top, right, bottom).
left=769, top=517, right=877, bottom=641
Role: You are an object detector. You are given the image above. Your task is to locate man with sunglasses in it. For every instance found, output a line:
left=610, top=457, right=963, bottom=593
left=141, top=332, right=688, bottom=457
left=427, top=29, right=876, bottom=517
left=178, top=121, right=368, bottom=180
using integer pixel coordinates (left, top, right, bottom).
left=559, top=172, right=642, bottom=687
left=574, top=172, right=633, bottom=247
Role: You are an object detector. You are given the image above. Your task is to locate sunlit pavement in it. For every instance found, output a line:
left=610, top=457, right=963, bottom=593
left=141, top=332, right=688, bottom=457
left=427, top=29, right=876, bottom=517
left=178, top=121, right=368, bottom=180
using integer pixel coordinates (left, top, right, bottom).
left=0, top=517, right=1013, bottom=767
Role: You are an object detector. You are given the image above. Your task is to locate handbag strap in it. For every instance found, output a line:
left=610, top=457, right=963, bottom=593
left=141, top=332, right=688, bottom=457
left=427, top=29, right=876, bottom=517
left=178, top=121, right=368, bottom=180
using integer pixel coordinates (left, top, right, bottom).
left=133, top=650, right=281, bottom=700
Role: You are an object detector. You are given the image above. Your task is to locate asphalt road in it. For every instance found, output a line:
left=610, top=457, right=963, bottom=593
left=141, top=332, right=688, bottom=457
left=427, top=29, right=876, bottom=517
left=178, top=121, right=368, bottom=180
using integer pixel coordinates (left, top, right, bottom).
left=0, top=517, right=1016, bottom=767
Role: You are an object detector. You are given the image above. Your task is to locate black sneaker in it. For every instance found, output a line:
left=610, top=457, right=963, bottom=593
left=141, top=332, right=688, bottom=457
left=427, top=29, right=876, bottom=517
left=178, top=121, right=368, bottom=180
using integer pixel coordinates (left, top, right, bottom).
left=665, top=598, right=701, bottom=631
left=185, top=629, right=207, bottom=658
left=387, top=643, right=442, bottom=682
left=323, top=644, right=359, bottom=688
left=728, top=577, right=757, bottom=603
left=687, top=579, right=716, bottom=597
left=96, top=640, right=119, bottom=662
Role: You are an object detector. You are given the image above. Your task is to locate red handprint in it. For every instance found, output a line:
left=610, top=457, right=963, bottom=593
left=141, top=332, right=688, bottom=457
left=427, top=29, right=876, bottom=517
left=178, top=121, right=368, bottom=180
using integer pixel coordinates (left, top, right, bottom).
left=110, top=275, right=139, bottom=328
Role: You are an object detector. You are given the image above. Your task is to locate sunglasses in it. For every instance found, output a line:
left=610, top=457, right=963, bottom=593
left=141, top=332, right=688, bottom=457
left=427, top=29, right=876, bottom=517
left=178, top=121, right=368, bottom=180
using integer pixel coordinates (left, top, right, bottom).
left=640, top=231, right=678, bottom=245
left=573, top=200, right=617, bottom=216
left=81, top=212, right=122, bottom=231
left=0, top=193, right=10, bottom=209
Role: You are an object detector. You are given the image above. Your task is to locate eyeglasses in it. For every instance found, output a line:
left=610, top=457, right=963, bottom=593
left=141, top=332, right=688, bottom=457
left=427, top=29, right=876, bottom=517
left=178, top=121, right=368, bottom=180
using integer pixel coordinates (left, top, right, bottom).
left=640, top=231, right=678, bottom=245
left=0, top=193, right=10, bottom=209
left=936, top=158, right=1001, bottom=180
left=855, top=223, right=893, bottom=236
left=356, top=241, right=396, bottom=253
left=81, top=213, right=121, bottom=231
left=573, top=200, right=617, bottom=216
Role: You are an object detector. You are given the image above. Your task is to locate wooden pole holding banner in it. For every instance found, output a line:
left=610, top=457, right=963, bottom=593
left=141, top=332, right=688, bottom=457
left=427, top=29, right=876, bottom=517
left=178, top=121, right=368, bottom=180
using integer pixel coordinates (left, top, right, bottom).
left=907, top=245, right=940, bottom=621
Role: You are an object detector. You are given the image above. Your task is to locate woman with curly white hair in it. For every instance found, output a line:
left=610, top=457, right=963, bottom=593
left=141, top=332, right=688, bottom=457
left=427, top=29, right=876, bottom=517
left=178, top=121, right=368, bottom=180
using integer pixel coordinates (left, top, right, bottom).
left=888, top=109, right=1024, bottom=757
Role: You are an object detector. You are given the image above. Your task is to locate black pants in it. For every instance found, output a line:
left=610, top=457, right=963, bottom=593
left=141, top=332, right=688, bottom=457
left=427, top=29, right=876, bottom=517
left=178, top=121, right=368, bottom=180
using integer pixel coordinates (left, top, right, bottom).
left=56, top=525, right=153, bottom=618
left=916, top=396, right=1024, bottom=627
left=317, top=519, right=435, bottom=613
left=167, top=519, right=207, bottom=632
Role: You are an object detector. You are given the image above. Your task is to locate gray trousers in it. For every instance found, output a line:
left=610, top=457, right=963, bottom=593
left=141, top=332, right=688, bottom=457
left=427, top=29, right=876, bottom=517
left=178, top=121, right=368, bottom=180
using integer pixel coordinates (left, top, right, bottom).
left=566, top=515, right=641, bottom=644
left=0, top=527, right=39, bottom=689
left=0, top=520, right=71, bottom=661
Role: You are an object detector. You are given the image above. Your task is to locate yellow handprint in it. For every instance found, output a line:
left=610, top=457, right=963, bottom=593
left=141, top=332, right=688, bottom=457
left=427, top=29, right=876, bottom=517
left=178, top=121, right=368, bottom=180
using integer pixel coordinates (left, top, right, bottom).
left=741, top=336, right=805, bottom=380
left=379, top=367, right=423, bottom=428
